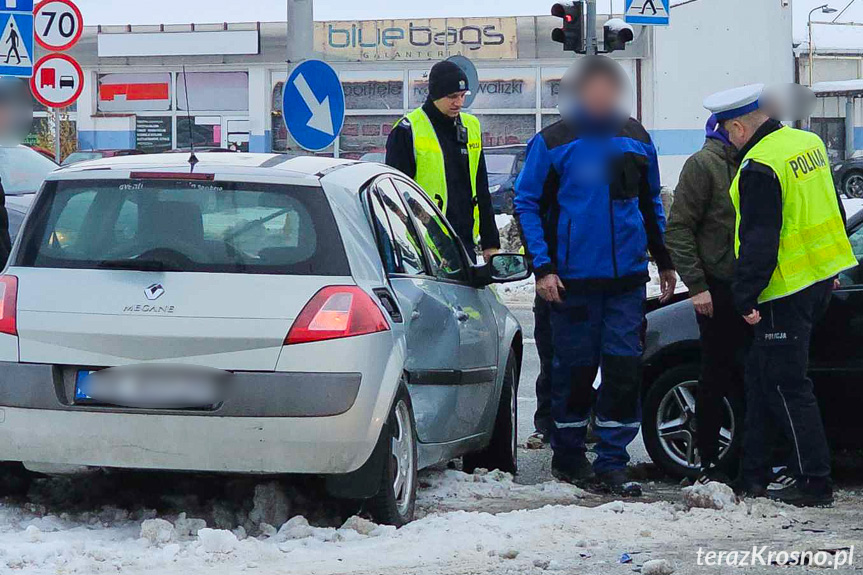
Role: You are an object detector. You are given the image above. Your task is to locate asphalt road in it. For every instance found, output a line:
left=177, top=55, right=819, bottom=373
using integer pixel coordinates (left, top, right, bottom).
left=506, top=302, right=652, bottom=488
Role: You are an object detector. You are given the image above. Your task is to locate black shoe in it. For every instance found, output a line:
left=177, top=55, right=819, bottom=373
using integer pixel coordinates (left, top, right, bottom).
left=768, top=478, right=834, bottom=508
left=696, top=464, right=732, bottom=486
left=731, top=477, right=767, bottom=498
left=767, top=467, right=795, bottom=492
left=551, top=453, right=596, bottom=486
left=596, top=469, right=642, bottom=497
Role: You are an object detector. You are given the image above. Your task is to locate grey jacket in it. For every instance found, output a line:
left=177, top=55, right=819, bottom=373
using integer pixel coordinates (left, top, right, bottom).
left=666, top=138, right=740, bottom=295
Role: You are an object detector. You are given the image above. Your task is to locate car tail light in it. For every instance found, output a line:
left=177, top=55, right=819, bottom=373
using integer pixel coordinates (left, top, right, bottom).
left=129, top=172, right=215, bottom=181
left=285, top=286, right=390, bottom=345
left=0, top=275, right=18, bottom=336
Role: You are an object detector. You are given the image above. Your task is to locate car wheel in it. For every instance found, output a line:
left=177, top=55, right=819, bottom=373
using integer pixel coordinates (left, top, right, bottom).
left=844, top=171, right=863, bottom=199
left=463, top=351, right=519, bottom=475
left=642, top=364, right=743, bottom=479
left=0, top=463, right=32, bottom=497
left=367, top=384, right=418, bottom=527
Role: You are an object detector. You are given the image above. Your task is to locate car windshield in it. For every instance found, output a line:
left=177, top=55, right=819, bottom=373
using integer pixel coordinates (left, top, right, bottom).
left=62, top=152, right=104, bottom=166
left=16, top=179, right=349, bottom=275
left=485, top=154, right=517, bottom=175
left=0, top=147, right=57, bottom=195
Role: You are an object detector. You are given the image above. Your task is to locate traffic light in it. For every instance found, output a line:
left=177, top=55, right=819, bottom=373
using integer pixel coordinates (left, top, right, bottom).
left=603, top=18, right=635, bottom=53
left=552, top=1, right=585, bottom=54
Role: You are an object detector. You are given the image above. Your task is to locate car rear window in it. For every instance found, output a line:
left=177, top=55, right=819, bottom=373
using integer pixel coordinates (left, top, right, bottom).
left=16, top=179, right=350, bottom=276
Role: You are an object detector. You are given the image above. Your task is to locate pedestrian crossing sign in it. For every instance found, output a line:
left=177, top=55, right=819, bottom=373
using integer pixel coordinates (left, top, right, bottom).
left=625, top=0, right=670, bottom=26
left=0, top=2, right=33, bottom=78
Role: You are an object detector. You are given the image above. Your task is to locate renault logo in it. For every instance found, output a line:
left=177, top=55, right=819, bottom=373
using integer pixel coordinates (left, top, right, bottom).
left=145, top=284, right=165, bottom=301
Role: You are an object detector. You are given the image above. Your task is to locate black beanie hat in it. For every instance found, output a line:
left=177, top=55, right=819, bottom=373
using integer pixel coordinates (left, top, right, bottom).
left=428, top=61, right=470, bottom=101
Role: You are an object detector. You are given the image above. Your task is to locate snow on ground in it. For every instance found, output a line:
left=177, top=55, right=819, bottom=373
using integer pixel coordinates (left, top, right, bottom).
left=0, top=469, right=822, bottom=575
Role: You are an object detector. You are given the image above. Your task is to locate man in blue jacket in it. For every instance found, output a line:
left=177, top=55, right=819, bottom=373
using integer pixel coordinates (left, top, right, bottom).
left=515, top=56, right=676, bottom=496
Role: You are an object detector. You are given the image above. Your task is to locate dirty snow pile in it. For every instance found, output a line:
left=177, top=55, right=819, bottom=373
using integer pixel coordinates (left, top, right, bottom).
left=417, top=468, right=586, bottom=514
left=0, top=468, right=809, bottom=575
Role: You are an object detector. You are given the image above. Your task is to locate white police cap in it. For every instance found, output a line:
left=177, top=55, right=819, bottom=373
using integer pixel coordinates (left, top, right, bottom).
left=703, top=84, right=765, bottom=121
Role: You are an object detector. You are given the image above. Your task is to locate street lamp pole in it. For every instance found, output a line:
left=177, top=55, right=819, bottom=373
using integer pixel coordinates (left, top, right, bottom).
left=809, top=4, right=839, bottom=87
left=287, top=0, right=314, bottom=66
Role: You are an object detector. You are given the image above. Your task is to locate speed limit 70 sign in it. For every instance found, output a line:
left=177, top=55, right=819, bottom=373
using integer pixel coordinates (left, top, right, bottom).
left=34, top=0, right=83, bottom=52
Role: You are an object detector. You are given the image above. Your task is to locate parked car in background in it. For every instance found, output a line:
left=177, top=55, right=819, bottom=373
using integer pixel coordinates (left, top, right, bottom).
left=62, top=150, right=145, bottom=166
left=833, top=153, right=863, bottom=198
left=5, top=196, right=30, bottom=241
left=0, top=153, right=528, bottom=526
left=641, top=202, right=863, bottom=479
left=0, top=145, right=57, bottom=200
left=485, top=145, right=526, bottom=215
left=360, top=152, right=386, bottom=164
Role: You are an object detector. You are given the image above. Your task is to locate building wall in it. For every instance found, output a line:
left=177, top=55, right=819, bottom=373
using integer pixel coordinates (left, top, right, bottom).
left=644, top=0, right=794, bottom=187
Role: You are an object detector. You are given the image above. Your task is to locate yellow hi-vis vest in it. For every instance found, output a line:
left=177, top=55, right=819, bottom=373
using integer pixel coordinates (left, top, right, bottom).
left=729, top=126, right=857, bottom=304
left=401, top=108, right=483, bottom=244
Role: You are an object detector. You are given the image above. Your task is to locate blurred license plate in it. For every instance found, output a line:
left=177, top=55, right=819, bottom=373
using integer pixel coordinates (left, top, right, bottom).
left=75, top=367, right=226, bottom=409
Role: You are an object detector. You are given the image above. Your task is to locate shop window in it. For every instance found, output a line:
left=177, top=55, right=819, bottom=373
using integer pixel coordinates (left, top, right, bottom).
left=135, top=116, right=173, bottom=153
left=98, top=73, right=172, bottom=113
left=341, top=71, right=403, bottom=111
left=474, top=114, right=536, bottom=148
left=541, top=68, right=567, bottom=110
left=542, top=114, right=562, bottom=130
left=339, top=115, right=400, bottom=159
left=270, top=114, right=334, bottom=157
left=177, top=116, right=221, bottom=150
left=177, top=72, right=249, bottom=112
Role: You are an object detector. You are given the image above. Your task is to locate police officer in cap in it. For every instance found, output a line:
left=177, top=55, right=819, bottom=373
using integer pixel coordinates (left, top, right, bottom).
left=705, top=84, right=856, bottom=507
left=386, top=60, right=500, bottom=261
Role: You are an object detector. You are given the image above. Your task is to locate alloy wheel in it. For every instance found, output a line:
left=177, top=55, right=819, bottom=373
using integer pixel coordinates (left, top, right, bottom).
left=655, top=379, right=735, bottom=470
left=392, top=399, right=415, bottom=517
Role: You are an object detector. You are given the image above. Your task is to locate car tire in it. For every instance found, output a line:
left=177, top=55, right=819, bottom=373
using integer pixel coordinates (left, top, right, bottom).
left=844, top=170, right=863, bottom=199
left=642, top=364, right=743, bottom=479
left=463, top=351, right=519, bottom=475
left=0, top=463, right=32, bottom=497
left=366, top=384, right=418, bottom=527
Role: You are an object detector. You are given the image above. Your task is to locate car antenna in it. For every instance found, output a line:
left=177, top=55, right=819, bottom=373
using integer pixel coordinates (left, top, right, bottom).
left=182, top=65, right=198, bottom=172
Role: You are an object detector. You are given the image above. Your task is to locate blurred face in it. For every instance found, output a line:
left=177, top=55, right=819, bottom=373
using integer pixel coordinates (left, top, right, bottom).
left=578, top=73, right=621, bottom=120
left=434, top=91, right=468, bottom=118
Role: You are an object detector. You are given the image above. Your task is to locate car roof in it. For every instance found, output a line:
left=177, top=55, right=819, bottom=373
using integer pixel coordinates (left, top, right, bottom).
left=486, top=144, right=527, bottom=152
left=48, top=152, right=366, bottom=186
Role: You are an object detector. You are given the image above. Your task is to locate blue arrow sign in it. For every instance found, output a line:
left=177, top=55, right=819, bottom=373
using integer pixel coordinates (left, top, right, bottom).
left=0, top=0, right=33, bottom=78
left=625, top=0, right=670, bottom=26
left=283, top=59, right=345, bottom=152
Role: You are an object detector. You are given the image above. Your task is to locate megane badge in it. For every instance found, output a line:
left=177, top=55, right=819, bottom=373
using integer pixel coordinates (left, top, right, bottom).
left=145, top=284, right=165, bottom=301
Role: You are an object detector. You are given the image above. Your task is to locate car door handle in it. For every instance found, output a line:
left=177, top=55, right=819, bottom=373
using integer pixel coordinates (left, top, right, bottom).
left=411, top=310, right=422, bottom=321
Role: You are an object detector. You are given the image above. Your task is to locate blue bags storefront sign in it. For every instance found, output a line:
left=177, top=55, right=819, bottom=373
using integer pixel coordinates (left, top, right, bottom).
left=315, top=17, right=518, bottom=61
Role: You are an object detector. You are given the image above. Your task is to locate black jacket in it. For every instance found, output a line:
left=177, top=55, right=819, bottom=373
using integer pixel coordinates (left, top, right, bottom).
left=0, top=179, right=11, bottom=269
left=385, top=100, right=500, bottom=252
left=733, top=119, right=846, bottom=314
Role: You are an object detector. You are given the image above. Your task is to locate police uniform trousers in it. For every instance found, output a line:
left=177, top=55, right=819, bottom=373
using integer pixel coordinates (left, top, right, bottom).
left=741, top=279, right=833, bottom=487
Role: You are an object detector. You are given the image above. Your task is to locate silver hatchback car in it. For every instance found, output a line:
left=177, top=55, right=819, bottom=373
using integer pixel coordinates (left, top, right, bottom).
left=0, top=153, right=527, bottom=525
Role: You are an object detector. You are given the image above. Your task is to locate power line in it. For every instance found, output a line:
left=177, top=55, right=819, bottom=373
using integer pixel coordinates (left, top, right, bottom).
left=670, top=0, right=702, bottom=8
left=833, top=0, right=857, bottom=22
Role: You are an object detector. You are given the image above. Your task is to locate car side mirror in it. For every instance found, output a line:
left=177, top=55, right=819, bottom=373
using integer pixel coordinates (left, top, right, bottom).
left=488, top=253, right=530, bottom=283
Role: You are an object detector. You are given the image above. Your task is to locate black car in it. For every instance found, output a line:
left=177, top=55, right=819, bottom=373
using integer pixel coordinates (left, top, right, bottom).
left=833, top=155, right=863, bottom=198
left=485, top=145, right=526, bottom=215
left=642, top=206, right=863, bottom=478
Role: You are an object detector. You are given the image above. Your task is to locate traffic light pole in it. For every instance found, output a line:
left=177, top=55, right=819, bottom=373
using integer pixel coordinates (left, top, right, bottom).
left=585, top=0, right=598, bottom=55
